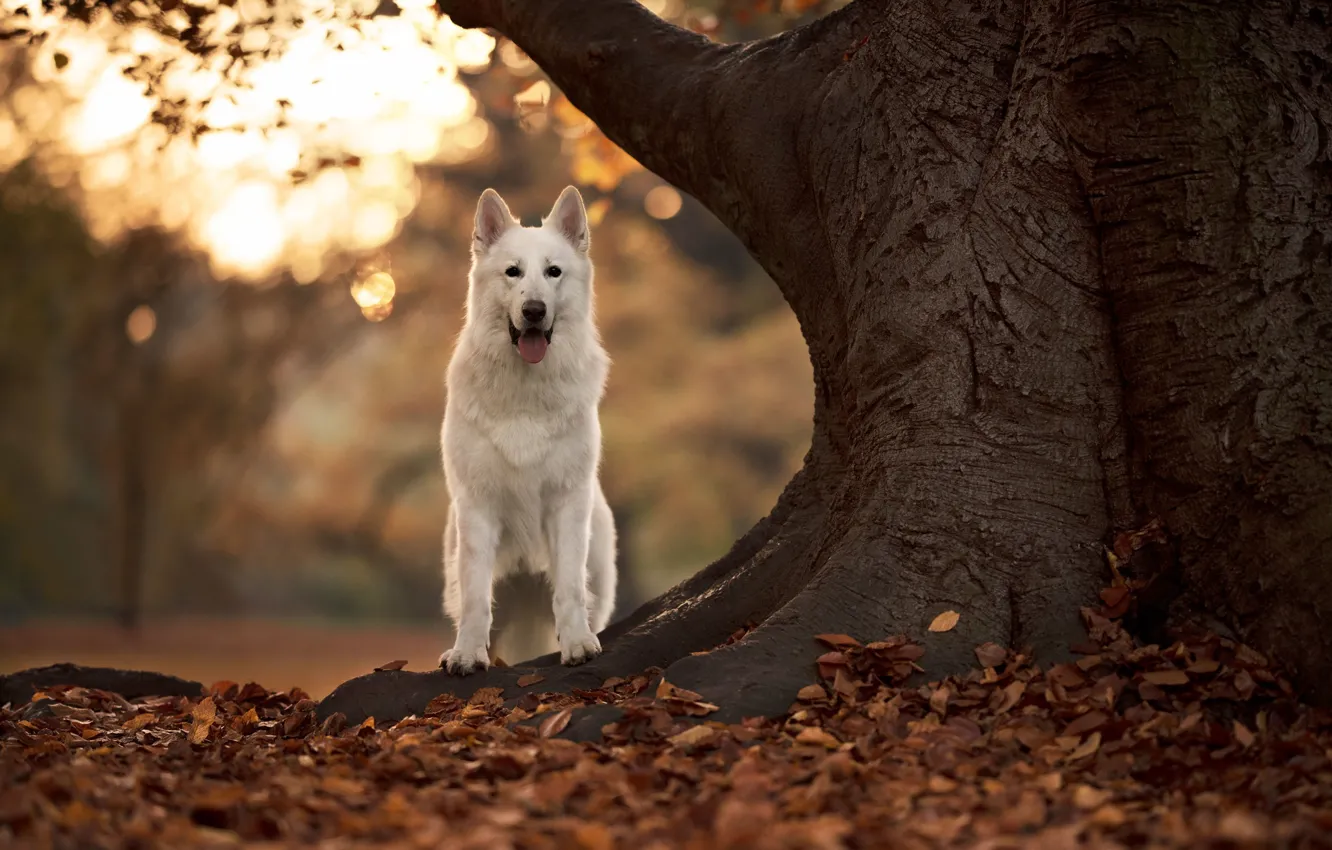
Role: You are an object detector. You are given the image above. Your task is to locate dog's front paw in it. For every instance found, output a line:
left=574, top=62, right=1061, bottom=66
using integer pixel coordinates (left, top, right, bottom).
left=439, top=646, right=490, bottom=675
left=559, top=631, right=602, bottom=666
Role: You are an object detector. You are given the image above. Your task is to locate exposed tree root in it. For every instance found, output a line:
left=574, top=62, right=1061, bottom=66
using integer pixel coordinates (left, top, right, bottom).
left=0, top=663, right=202, bottom=709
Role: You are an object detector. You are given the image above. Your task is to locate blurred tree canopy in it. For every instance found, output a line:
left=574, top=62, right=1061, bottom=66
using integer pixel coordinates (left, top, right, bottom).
left=0, top=0, right=828, bottom=625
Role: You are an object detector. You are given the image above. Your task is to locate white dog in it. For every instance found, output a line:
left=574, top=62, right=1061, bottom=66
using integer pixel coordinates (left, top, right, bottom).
left=438, top=186, right=617, bottom=674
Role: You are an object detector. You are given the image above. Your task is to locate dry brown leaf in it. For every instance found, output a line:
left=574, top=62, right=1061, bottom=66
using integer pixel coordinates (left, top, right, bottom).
left=995, top=680, right=1026, bottom=713
left=796, top=684, right=828, bottom=701
left=469, top=687, right=505, bottom=708
left=1233, top=720, right=1256, bottom=748
left=1216, top=811, right=1267, bottom=842
left=1072, top=784, right=1112, bottom=809
left=516, top=674, right=545, bottom=688
left=927, top=775, right=959, bottom=793
left=1142, top=669, right=1189, bottom=686
left=814, top=633, right=861, bottom=649
left=928, top=610, right=961, bottom=632
left=122, top=713, right=155, bottom=732
left=1063, top=710, right=1107, bottom=737
left=189, top=696, right=216, bottom=745
left=974, top=642, right=1007, bottom=668
left=668, top=725, right=715, bottom=748
left=655, top=678, right=703, bottom=702
left=1099, top=585, right=1130, bottom=607
left=1089, top=805, right=1127, bottom=827
left=795, top=727, right=841, bottom=748
left=929, top=684, right=950, bottom=716
left=373, top=660, right=408, bottom=672
left=573, top=823, right=614, bottom=850
left=538, top=708, right=573, bottom=738
left=1065, top=731, right=1102, bottom=762
left=236, top=707, right=260, bottom=731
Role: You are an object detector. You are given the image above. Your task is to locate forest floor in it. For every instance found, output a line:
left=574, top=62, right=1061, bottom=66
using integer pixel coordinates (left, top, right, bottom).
left=0, top=619, right=446, bottom=699
left=3, top=609, right=1332, bottom=849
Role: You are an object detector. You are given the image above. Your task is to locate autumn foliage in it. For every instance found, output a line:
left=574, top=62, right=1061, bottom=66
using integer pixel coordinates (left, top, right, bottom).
left=5, top=607, right=1332, bottom=849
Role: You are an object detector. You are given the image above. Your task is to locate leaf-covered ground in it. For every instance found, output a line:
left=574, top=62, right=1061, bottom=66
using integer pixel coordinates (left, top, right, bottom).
left=3, top=610, right=1331, bottom=850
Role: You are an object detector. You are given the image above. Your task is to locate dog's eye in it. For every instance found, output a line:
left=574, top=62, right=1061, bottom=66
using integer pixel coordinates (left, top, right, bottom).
left=545, top=266, right=562, bottom=279
left=504, top=266, right=521, bottom=278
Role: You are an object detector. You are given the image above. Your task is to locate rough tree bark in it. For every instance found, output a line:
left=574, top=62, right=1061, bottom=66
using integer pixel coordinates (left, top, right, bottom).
left=318, top=0, right=1332, bottom=726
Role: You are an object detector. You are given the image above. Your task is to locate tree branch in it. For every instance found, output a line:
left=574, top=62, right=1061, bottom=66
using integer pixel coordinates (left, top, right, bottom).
left=439, top=0, right=732, bottom=202
left=436, top=0, right=877, bottom=243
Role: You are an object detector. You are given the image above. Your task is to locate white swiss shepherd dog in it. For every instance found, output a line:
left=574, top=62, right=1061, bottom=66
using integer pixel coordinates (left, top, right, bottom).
left=439, top=186, right=616, bottom=674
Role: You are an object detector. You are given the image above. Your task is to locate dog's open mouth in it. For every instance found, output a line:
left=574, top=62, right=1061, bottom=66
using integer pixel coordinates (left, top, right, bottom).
left=509, top=320, right=554, bottom=365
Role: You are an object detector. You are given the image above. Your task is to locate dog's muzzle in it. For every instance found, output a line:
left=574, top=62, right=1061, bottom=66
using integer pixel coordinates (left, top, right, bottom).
left=509, top=318, right=554, bottom=364
left=508, top=319, right=554, bottom=346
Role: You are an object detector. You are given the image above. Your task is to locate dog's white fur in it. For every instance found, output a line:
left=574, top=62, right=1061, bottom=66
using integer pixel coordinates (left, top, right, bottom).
left=439, top=186, right=616, bottom=674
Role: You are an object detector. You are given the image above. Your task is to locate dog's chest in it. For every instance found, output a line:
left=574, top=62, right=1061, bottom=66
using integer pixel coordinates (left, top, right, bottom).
left=487, top=415, right=562, bottom=469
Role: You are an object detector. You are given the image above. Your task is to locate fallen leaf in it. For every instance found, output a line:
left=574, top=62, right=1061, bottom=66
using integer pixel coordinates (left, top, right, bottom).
left=469, top=687, right=505, bottom=708
left=655, top=678, right=703, bottom=702
left=816, top=651, right=848, bottom=678
left=319, top=712, right=347, bottom=736
left=190, top=697, right=216, bottom=745
left=122, top=713, right=156, bottom=732
left=424, top=694, right=462, bottom=717
left=974, top=642, right=1007, bottom=668
left=206, top=680, right=238, bottom=698
left=374, top=660, right=408, bottom=672
left=928, top=610, right=961, bottom=632
left=668, top=725, right=715, bottom=747
left=929, top=684, right=950, bottom=716
left=1072, top=784, right=1112, bottom=809
left=1063, top=710, right=1107, bottom=737
left=795, top=727, right=840, bottom=748
left=1217, top=810, right=1266, bottom=842
left=1142, top=669, right=1189, bottom=686
left=796, top=684, right=827, bottom=701
left=516, top=674, right=545, bottom=688
left=927, top=775, right=958, bottom=793
left=1065, top=731, right=1101, bottom=762
left=1089, top=805, right=1127, bottom=827
left=815, top=633, right=861, bottom=649
left=573, top=822, right=614, bottom=850
left=1099, top=585, right=1130, bottom=607
left=994, top=680, right=1026, bottom=713
left=235, top=707, right=260, bottom=731
left=1233, top=720, right=1256, bottom=748
left=538, top=708, right=572, bottom=738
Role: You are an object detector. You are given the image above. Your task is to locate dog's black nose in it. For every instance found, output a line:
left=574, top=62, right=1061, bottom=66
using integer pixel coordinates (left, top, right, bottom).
left=521, top=300, right=546, bottom=324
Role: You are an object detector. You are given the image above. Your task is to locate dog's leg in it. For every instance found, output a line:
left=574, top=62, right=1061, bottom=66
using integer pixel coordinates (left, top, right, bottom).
left=440, top=500, right=499, bottom=674
left=586, top=487, right=617, bottom=634
left=548, top=486, right=601, bottom=665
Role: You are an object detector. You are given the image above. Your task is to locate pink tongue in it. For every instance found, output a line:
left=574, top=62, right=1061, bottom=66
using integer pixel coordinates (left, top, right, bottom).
left=517, top=331, right=548, bottom=364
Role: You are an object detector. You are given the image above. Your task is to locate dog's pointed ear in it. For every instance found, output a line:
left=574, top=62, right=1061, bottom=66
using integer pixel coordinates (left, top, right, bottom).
left=474, top=189, right=516, bottom=253
left=544, top=185, right=589, bottom=253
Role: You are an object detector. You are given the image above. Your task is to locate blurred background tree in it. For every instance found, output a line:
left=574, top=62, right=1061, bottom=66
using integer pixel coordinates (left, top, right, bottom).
left=0, top=0, right=837, bottom=689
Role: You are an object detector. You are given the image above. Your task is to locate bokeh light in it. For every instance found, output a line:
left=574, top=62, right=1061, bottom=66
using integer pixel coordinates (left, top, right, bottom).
left=0, top=0, right=497, bottom=283
left=644, top=185, right=683, bottom=220
left=350, top=270, right=397, bottom=321
left=125, top=304, right=157, bottom=344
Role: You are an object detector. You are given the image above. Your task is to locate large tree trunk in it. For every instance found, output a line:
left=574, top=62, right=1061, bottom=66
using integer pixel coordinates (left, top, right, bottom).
left=320, top=0, right=1332, bottom=725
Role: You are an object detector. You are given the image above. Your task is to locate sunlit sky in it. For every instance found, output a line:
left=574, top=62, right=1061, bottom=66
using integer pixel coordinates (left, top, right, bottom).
left=0, top=0, right=497, bottom=284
